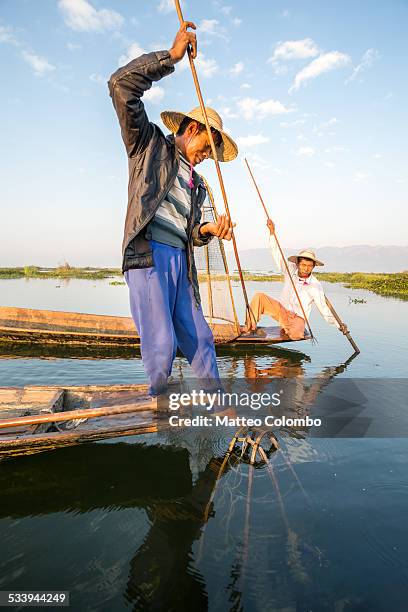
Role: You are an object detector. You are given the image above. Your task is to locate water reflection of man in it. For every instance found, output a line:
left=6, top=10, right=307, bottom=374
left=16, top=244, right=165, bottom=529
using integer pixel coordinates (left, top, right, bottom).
left=244, top=220, right=348, bottom=339
left=242, top=351, right=357, bottom=438
left=125, top=454, right=236, bottom=610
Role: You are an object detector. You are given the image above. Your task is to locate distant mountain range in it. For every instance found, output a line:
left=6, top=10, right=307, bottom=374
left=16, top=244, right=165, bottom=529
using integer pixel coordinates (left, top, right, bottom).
left=227, top=245, right=408, bottom=273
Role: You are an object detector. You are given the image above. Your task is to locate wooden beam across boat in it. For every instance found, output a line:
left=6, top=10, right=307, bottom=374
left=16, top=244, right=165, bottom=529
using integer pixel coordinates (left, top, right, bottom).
left=0, top=306, right=309, bottom=347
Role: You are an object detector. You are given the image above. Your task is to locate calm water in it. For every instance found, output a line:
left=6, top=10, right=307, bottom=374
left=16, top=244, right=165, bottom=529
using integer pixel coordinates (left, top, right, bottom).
left=0, top=278, right=407, bottom=611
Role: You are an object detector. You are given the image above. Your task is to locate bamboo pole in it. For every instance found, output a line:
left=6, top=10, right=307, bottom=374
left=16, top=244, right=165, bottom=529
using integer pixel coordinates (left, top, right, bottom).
left=201, top=175, right=241, bottom=335
left=244, top=158, right=315, bottom=340
left=173, top=0, right=254, bottom=327
left=204, top=244, right=214, bottom=323
left=325, top=296, right=360, bottom=354
left=241, top=463, right=254, bottom=585
left=0, top=399, right=156, bottom=430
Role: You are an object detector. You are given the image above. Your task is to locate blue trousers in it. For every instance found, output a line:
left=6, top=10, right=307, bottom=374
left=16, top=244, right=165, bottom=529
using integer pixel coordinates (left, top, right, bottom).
left=125, top=240, right=220, bottom=396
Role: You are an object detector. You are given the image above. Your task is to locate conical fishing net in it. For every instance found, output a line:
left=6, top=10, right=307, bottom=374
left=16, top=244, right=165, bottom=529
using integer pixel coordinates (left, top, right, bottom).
left=194, top=177, right=241, bottom=343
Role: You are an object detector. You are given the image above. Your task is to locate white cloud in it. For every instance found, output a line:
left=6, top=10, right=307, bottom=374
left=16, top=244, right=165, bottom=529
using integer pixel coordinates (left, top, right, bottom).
left=230, top=61, right=244, bottom=75
left=272, top=64, right=288, bottom=76
left=219, top=5, right=232, bottom=15
left=354, top=172, right=368, bottom=183
left=290, top=51, right=351, bottom=92
left=281, top=9, right=290, bottom=18
left=241, top=152, right=270, bottom=171
left=90, top=72, right=106, bottom=84
left=200, top=19, right=219, bottom=34
left=280, top=119, right=306, bottom=127
left=240, top=82, right=251, bottom=89
left=195, top=53, right=219, bottom=77
left=144, top=85, right=165, bottom=104
left=313, top=117, right=339, bottom=134
left=1, top=26, right=56, bottom=76
left=67, top=42, right=82, bottom=50
left=118, top=42, right=146, bottom=66
left=396, top=178, right=405, bottom=184
left=324, top=161, right=335, bottom=168
left=220, top=107, right=239, bottom=120
left=269, top=38, right=320, bottom=63
left=325, top=146, right=346, bottom=153
left=58, top=0, right=123, bottom=32
left=296, top=146, right=315, bottom=157
left=0, top=25, right=18, bottom=45
left=372, top=153, right=382, bottom=159
left=237, top=97, right=292, bottom=120
left=157, top=0, right=185, bottom=13
left=199, top=19, right=229, bottom=42
left=21, top=51, right=55, bottom=76
left=232, top=17, right=242, bottom=26
left=236, top=134, right=270, bottom=148
left=346, top=48, right=379, bottom=84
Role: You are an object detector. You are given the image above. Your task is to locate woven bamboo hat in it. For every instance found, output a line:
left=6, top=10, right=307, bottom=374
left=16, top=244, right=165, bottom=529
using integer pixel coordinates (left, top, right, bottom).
left=288, top=249, right=324, bottom=266
left=160, top=106, right=238, bottom=162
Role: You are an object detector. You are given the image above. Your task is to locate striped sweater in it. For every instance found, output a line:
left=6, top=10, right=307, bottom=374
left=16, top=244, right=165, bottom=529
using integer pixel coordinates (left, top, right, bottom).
left=145, top=152, right=192, bottom=249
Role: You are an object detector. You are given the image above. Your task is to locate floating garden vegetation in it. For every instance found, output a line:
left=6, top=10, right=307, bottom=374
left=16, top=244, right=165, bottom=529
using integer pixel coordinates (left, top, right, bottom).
left=315, top=272, right=408, bottom=300
left=0, top=268, right=407, bottom=300
left=0, top=266, right=122, bottom=280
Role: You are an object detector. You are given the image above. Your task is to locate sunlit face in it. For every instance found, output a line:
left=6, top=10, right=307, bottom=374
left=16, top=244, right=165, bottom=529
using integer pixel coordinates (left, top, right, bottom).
left=297, top=257, right=315, bottom=278
left=180, top=122, right=221, bottom=166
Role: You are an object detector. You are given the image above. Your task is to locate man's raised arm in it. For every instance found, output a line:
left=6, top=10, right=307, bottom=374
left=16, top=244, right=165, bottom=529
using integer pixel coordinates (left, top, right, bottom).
left=108, top=22, right=197, bottom=157
left=267, top=219, right=296, bottom=276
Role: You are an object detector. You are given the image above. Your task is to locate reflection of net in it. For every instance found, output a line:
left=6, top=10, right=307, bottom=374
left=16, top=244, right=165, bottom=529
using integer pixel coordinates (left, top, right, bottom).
left=194, top=179, right=240, bottom=343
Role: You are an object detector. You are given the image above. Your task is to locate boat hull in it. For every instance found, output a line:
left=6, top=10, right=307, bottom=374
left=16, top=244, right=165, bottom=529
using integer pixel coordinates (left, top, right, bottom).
left=0, top=306, right=308, bottom=347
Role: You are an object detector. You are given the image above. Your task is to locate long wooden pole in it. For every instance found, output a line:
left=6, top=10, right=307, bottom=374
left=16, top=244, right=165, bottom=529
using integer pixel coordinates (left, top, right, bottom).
left=173, top=0, right=253, bottom=325
left=325, top=296, right=360, bottom=354
left=0, top=400, right=156, bottom=430
left=244, top=158, right=315, bottom=340
left=201, top=175, right=240, bottom=335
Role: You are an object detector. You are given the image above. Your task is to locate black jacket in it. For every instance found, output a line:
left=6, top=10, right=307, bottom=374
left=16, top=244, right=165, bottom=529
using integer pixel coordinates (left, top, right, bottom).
left=108, top=50, right=212, bottom=305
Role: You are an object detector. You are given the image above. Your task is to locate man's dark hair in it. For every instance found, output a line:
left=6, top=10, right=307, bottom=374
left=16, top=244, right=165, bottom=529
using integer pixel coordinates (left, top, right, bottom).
left=176, top=117, right=222, bottom=147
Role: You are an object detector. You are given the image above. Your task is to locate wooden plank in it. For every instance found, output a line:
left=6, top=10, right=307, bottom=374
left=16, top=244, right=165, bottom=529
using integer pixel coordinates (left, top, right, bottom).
left=0, top=421, right=158, bottom=458
left=0, top=388, right=63, bottom=411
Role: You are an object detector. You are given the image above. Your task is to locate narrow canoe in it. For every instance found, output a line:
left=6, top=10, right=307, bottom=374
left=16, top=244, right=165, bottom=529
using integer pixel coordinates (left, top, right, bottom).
left=0, top=384, right=158, bottom=458
left=0, top=306, right=308, bottom=347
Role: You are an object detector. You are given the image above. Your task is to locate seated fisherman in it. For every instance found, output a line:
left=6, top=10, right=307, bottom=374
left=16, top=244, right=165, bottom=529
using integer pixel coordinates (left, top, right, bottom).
left=244, top=219, right=348, bottom=339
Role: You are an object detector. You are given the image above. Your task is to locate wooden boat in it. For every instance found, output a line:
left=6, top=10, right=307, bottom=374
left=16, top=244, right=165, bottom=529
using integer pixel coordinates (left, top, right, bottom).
left=0, top=306, right=308, bottom=347
left=0, top=384, right=159, bottom=458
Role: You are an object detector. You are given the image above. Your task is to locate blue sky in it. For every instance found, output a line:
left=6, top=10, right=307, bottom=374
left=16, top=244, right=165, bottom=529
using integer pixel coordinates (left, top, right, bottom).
left=1, top=0, right=407, bottom=267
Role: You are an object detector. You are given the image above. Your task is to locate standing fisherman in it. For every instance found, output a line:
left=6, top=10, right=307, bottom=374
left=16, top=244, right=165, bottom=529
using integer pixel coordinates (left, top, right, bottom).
left=108, top=22, right=238, bottom=396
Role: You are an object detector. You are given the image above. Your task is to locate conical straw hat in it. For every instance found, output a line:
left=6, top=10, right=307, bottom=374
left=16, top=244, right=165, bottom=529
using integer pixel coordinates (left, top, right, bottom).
left=161, top=106, right=238, bottom=162
left=288, top=249, right=324, bottom=266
